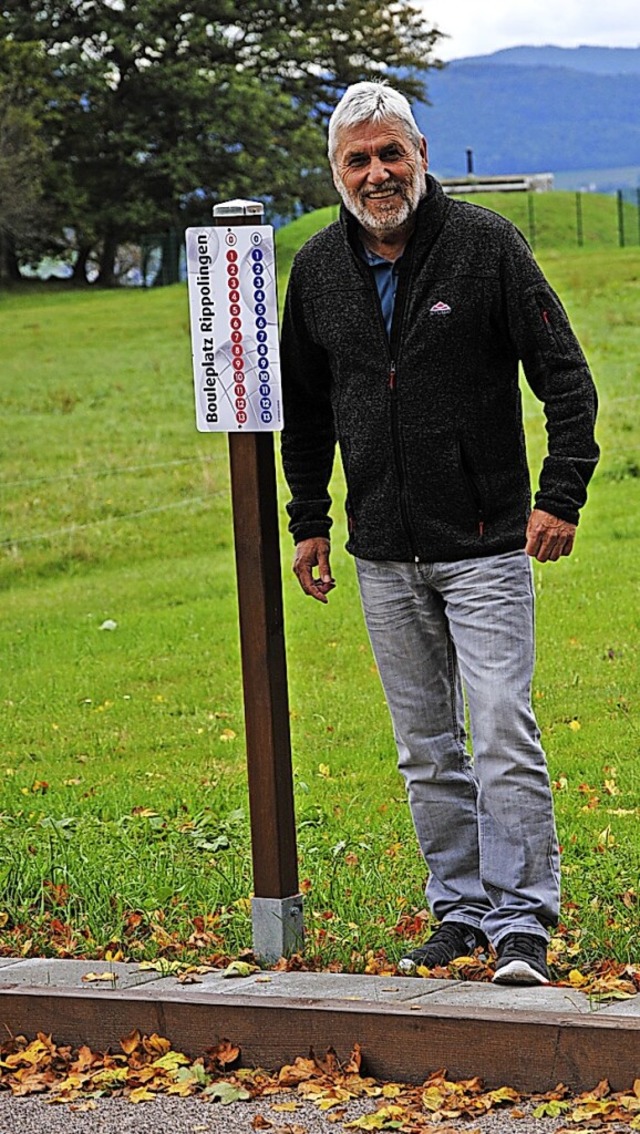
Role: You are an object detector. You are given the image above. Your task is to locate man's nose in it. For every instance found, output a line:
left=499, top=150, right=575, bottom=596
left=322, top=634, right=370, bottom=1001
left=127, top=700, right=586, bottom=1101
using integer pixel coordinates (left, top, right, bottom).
left=367, top=156, right=390, bottom=184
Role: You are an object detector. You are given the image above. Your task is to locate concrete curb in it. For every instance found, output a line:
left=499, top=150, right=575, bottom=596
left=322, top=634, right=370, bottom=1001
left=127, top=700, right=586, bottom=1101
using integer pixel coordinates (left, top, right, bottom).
left=1, top=959, right=639, bottom=1093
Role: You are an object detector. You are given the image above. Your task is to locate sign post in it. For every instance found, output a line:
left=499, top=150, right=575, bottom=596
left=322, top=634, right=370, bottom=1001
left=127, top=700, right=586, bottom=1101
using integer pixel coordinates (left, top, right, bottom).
left=186, top=200, right=303, bottom=962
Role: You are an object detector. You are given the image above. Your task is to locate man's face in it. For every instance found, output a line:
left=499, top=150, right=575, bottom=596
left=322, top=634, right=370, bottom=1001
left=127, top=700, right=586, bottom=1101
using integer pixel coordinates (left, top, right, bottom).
left=331, top=119, right=428, bottom=237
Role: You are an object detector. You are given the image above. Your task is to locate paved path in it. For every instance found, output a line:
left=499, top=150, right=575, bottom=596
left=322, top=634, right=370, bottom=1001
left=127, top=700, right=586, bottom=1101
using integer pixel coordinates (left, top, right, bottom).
left=1, top=956, right=639, bottom=1122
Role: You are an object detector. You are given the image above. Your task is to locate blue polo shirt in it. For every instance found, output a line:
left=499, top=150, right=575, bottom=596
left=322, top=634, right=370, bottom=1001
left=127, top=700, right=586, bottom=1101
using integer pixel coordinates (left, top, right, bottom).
left=359, top=243, right=402, bottom=340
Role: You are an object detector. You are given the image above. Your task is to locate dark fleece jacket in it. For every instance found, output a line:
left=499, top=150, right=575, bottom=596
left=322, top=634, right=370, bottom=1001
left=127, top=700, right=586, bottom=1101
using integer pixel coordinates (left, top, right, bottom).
left=280, top=176, right=599, bottom=562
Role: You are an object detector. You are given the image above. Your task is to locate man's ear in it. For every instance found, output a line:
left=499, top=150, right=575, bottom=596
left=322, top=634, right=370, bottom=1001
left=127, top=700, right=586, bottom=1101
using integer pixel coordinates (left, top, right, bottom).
left=420, top=135, right=429, bottom=172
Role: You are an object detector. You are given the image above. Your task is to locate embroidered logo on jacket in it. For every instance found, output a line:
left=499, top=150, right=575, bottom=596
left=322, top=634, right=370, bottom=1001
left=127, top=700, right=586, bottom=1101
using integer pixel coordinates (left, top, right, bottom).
left=429, top=301, right=452, bottom=315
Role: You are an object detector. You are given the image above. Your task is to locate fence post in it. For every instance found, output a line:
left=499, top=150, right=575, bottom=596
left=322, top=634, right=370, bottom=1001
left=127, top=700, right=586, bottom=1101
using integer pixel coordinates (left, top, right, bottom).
left=527, top=191, right=536, bottom=250
left=575, top=192, right=584, bottom=248
left=617, top=190, right=625, bottom=248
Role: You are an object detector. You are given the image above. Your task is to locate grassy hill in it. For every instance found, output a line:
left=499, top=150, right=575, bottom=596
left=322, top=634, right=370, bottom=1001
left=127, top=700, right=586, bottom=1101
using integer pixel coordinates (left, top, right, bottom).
left=0, top=227, right=638, bottom=970
left=276, top=190, right=639, bottom=262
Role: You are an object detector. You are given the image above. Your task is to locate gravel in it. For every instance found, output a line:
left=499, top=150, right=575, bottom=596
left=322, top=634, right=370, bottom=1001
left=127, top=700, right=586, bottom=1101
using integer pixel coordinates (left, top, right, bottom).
left=0, top=1094, right=579, bottom=1134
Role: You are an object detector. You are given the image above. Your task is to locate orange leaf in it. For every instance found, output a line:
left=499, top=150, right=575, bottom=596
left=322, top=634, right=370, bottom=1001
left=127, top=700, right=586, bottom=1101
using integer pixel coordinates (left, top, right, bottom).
left=206, top=1039, right=240, bottom=1068
left=141, top=1034, right=171, bottom=1057
left=120, top=1030, right=142, bottom=1056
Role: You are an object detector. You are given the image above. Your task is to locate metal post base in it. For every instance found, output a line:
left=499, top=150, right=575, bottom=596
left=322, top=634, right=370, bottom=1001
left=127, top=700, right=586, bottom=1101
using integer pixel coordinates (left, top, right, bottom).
left=251, top=895, right=304, bottom=963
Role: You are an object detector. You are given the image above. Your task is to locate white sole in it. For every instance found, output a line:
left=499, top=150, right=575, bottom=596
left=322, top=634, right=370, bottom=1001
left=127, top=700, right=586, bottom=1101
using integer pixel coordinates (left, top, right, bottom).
left=397, top=959, right=418, bottom=975
left=492, top=959, right=549, bottom=985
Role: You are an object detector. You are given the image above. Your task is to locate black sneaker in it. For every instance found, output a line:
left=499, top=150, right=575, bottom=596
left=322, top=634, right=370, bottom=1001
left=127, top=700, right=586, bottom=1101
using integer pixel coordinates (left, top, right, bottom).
left=398, top=921, right=487, bottom=976
left=492, top=933, right=550, bottom=985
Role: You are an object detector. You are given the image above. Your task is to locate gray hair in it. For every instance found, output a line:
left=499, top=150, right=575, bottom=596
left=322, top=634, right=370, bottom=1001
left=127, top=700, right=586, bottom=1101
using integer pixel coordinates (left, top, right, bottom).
left=328, top=80, right=422, bottom=164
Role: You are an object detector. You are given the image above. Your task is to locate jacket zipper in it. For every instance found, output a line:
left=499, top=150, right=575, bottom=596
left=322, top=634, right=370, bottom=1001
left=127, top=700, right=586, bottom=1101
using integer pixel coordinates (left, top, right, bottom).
left=352, top=243, right=421, bottom=561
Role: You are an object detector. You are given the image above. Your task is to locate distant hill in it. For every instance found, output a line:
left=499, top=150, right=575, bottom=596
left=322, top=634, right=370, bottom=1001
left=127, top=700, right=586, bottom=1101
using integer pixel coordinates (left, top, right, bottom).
left=456, top=45, right=640, bottom=75
left=417, top=47, right=640, bottom=182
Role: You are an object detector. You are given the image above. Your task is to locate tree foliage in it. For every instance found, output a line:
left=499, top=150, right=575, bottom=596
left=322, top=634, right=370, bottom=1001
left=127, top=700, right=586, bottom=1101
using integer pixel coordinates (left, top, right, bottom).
left=0, top=39, right=55, bottom=281
left=0, top=0, right=443, bottom=283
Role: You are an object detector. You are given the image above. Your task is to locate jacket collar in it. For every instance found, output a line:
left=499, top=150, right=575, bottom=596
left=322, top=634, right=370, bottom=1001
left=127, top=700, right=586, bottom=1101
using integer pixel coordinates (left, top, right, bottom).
left=339, top=175, right=451, bottom=260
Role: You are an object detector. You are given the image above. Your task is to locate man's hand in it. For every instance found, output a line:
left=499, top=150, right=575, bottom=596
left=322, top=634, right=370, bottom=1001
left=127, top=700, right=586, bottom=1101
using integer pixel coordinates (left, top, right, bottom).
left=293, top=537, right=336, bottom=603
left=525, top=509, right=576, bottom=563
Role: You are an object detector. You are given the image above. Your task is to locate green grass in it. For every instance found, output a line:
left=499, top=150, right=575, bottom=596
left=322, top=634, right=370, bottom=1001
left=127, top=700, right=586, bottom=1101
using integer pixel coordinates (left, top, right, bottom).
left=0, top=217, right=638, bottom=974
left=275, top=190, right=640, bottom=269
left=454, top=189, right=640, bottom=251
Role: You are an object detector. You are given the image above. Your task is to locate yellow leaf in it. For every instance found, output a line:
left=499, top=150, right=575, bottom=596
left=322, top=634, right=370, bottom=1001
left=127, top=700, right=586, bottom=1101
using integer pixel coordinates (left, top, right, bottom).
left=345, top=1105, right=406, bottom=1129
left=223, top=960, right=259, bottom=979
left=151, top=1051, right=190, bottom=1072
left=128, top=1087, right=156, bottom=1104
left=487, top=1086, right=520, bottom=1104
left=318, top=763, right=331, bottom=778
left=568, top=719, right=581, bottom=731
left=91, top=1068, right=128, bottom=1087
left=82, top=971, right=117, bottom=984
left=422, top=1086, right=446, bottom=1111
left=219, top=728, right=237, bottom=742
left=272, top=1101, right=300, bottom=1112
left=568, top=969, right=588, bottom=987
left=167, top=1076, right=199, bottom=1096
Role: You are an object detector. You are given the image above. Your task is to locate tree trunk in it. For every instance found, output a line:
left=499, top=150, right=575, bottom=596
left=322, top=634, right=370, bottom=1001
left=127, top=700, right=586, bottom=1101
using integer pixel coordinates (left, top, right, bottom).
left=72, top=242, right=92, bottom=284
left=0, top=232, right=22, bottom=285
left=96, top=229, right=118, bottom=287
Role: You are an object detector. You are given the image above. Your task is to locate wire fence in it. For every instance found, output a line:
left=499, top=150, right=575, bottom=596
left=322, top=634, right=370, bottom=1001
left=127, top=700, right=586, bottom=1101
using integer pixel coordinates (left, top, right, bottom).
left=136, top=188, right=640, bottom=286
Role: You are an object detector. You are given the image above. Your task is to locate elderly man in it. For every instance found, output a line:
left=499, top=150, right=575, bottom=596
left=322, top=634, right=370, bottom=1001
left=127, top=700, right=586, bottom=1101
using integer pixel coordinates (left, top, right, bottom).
left=280, top=82, right=599, bottom=984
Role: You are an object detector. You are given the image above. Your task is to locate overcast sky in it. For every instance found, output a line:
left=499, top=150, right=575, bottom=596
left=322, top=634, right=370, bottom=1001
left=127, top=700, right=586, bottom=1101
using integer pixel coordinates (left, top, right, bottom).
left=424, top=0, right=640, bottom=60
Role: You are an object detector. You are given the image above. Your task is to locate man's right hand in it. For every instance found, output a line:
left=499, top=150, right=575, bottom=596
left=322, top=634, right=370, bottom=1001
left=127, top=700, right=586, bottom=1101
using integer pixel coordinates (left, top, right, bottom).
left=293, top=537, right=336, bottom=603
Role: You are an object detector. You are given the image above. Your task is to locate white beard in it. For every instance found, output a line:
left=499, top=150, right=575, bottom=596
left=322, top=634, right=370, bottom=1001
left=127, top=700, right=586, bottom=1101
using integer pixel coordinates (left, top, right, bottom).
left=334, top=165, right=426, bottom=237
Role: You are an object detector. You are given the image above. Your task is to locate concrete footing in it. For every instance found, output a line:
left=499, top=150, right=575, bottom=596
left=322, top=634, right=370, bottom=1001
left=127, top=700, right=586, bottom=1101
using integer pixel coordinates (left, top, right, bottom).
left=251, top=893, right=304, bottom=961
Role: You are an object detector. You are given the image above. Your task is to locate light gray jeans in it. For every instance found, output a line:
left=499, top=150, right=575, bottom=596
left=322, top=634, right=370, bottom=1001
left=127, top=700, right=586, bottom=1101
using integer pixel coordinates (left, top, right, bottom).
left=355, top=550, right=560, bottom=946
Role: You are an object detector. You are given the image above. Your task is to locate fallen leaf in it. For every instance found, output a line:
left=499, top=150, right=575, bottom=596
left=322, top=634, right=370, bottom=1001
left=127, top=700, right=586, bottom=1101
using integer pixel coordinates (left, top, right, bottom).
left=222, top=961, right=259, bottom=979
left=119, top=1030, right=141, bottom=1055
left=128, top=1086, right=156, bottom=1103
left=204, top=1080, right=251, bottom=1104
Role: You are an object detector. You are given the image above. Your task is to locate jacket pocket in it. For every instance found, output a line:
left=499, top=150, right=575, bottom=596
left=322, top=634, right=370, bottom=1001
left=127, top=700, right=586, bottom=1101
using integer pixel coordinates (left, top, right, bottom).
left=457, top=440, right=486, bottom=536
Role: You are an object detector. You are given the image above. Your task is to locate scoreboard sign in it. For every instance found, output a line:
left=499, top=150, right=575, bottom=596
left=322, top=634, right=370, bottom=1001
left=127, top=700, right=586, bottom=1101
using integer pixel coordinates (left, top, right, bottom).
left=186, top=224, right=282, bottom=432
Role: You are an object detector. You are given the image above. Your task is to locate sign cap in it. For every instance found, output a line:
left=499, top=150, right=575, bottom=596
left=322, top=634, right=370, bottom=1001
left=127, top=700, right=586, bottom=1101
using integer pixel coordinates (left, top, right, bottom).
left=213, top=199, right=264, bottom=218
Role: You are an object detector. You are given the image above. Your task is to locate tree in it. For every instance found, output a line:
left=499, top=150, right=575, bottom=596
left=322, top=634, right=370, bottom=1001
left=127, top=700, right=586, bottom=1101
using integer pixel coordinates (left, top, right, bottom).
left=0, top=1, right=444, bottom=284
left=0, top=39, right=53, bottom=284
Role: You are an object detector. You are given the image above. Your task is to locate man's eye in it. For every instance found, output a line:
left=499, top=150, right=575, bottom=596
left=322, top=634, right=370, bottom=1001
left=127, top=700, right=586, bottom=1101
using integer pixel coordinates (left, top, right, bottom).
left=381, top=148, right=401, bottom=161
left=347, top=155, right=367, bottom=167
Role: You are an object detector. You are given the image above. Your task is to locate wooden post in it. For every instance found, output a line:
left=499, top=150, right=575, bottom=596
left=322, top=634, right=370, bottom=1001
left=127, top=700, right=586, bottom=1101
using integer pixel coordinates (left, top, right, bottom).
left=212, top=201, right=303, bottom=960
left=617, top=190, right=625, bottom=248
left=527, top=191, right=536, bottom=250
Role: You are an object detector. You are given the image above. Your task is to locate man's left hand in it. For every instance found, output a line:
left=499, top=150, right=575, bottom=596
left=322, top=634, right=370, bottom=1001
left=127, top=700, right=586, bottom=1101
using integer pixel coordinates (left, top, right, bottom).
left=525, top=509, right=576, bottom=562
